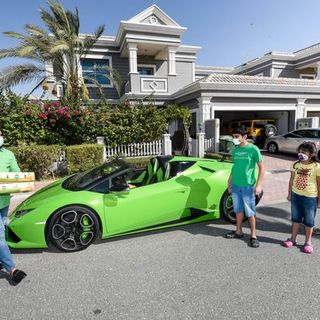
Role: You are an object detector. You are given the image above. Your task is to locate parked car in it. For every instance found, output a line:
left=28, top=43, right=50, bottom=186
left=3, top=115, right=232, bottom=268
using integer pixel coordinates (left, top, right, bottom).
left=264, top=128, right=320, bottom=156
left=221, top=119, right=277, bottom=147
left=6, top=156, right=263, bottom=252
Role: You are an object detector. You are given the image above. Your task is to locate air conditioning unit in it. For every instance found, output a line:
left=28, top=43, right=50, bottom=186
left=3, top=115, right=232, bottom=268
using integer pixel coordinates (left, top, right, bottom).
left=296, top=117, right=319, bottom=129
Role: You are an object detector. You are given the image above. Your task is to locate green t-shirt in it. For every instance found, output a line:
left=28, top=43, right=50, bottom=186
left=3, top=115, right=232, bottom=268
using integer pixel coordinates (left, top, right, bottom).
left=0, top=147, right=21, bottom=209
left=231, top=143, right=262, bottom=187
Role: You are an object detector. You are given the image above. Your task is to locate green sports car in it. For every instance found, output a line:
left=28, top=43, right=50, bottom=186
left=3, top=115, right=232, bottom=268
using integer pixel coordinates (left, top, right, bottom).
left=7, top=156, right=262, bottom=252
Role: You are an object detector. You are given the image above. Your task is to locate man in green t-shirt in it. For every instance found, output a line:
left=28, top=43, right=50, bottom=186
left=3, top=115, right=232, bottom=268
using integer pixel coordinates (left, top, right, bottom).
left=0, top=130, right=26, bottom=284
left=226, top=126, right=265, bottom=248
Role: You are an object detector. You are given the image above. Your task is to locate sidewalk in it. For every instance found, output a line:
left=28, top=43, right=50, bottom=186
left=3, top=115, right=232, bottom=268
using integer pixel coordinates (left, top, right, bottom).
left=9, top=180, right=54, bottom=213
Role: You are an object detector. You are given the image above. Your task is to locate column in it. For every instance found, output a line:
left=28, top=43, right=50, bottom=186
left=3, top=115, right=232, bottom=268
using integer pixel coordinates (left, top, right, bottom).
left=128, top=43, right=138, bottom=74
left=96, top=136, right=107, bottom=162
left=167, top=47, right=177, bottom=76
left=316, top=63, right=320, bottom=80
left=296, top=98, right=307, bottom=120
left=45, top=60, right=54, bottom=82
left=197, top=97, right=212, bottom=133
left=162, top=133, right=172, bottom=156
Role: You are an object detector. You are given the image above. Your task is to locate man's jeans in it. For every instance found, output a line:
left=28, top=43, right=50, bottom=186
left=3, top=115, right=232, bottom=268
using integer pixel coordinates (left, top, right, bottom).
left=0, top=207, right=15, bottom=272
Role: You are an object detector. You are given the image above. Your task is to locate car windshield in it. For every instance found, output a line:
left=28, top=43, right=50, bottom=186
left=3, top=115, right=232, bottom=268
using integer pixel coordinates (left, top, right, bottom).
left=62, top=159, right=131, bottom=191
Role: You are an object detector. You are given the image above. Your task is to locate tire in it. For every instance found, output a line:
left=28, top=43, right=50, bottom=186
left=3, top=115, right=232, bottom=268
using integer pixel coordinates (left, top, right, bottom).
left=220, top=189, right=264, bottom=224
left=47, top=205, right=100, bottom=252
left=267, top=141, right=278, bottom=154
left=264, top=124, right=277, bottom=138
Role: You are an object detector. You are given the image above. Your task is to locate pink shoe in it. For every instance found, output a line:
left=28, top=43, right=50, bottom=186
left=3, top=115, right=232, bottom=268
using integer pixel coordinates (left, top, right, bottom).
left=303, top=243, right=314, bottom=254
left=282, top=239, right=296, bottom=248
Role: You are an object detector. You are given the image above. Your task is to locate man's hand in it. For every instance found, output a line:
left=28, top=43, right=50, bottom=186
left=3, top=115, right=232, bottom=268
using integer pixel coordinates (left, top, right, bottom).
left=255, top=184, right=262, bottom=195
left=287, top=194, right=291, bottom=202
left=317, top=200, right=320, bottom=208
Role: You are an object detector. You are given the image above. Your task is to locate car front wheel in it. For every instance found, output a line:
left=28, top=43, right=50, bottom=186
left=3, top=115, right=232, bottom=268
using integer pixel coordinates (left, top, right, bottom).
left=267, top=142, right=278, bottom=154
left=47, top=206, right=100, bottom=252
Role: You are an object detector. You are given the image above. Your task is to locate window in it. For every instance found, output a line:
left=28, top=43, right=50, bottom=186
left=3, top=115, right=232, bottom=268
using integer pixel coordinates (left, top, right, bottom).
left=81, top=58, right=111, bottom=86
left=137, top=65, right=155, bottom=76
left=300, top=74, right=315, bottom=80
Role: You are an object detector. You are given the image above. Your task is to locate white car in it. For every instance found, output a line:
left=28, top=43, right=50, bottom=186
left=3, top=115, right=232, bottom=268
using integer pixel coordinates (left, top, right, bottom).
left=264, top=128, right=320, bottom=156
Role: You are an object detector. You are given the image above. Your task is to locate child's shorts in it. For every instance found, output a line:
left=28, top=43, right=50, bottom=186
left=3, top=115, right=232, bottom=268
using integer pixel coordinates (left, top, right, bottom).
left=232, top=184, right=256, bottom=217
left=291, top=192, right=317, bottom=228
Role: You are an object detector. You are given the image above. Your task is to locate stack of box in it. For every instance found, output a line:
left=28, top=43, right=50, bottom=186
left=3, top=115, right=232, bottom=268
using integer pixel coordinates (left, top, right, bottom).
left=0, top=172, right=35, bottom=194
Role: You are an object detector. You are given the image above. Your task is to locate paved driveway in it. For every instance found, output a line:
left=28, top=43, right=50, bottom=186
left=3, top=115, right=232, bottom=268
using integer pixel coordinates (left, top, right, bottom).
left=2, top=202, right=320, bottom=320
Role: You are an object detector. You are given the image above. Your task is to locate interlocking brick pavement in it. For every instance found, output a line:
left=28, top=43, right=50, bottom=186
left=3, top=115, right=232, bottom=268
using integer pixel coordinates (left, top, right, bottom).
left=7, top=152, right=296, bottom=214
left=259, top=152, right=295, bottom=206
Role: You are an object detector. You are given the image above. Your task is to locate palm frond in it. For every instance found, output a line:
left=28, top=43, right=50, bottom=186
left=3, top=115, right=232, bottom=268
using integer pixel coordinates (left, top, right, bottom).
left=0, top=64, right=46, bottom=89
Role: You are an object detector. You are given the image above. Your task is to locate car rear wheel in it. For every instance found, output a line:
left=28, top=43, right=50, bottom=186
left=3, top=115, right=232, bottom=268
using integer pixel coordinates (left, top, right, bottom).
left=47, top=206, right=100, bottom=252
left=220, top=189, right=264, bottom=224
left=267, top=142, right=278, bottom=154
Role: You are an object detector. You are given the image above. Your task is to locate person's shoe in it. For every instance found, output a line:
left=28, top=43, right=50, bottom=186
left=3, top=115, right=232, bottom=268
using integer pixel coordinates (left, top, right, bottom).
left=0, top=263, right=4, bottom=271
left=226, top=231, right=244, bottom=239
left=11, top=269, right=27, bottom=285
left=248, top=237, right=260, bottom=248
left=282, top=239, right=296, bottom=248
left=303, top=243, right=313, bottom=254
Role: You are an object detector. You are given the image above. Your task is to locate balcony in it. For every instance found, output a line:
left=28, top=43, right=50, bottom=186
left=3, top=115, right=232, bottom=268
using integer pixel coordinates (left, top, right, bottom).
left=125, top=73, right=173, bottom=96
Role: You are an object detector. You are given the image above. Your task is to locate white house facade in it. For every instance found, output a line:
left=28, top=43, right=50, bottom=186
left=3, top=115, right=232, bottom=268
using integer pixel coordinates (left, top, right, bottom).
left=46, top=4, right=320, bottom=145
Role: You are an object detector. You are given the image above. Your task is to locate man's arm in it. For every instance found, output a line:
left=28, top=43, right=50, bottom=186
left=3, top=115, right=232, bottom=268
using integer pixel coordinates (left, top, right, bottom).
left=9, top=154, right=21, bottom=172
left=255, top=161, right=265, bottom=195
left=228, top=174, right=232, bottom=194
left=316, top=176, right=320, bottom=207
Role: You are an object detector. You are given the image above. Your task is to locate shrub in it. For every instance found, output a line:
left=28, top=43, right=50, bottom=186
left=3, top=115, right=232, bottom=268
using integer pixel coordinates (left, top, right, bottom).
left=67, top=144, right=104, bottom=174
left=125, top=156, right=152, bottom=169
left=9, top=145, right=65, bottom=180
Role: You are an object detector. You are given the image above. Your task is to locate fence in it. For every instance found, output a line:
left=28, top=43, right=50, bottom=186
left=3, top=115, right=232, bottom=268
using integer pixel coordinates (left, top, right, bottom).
left=105, top=140, right=163, bottom=158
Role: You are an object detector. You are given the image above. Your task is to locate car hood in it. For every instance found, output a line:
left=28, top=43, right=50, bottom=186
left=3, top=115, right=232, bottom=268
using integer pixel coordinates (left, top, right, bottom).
left=15, top=178, right=69, bottom=210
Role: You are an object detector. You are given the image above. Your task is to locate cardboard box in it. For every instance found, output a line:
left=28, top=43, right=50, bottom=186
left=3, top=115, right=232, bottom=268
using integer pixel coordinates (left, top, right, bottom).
left=0, top=172, right=35, bottom=182
left=0, top=181, right=34, bottom=194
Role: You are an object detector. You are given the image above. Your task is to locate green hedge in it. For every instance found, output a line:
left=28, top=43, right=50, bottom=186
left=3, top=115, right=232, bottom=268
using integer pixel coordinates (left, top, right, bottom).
left=67, top=144, right=104, bottom=174
left=9, top=145, right=65, bottom=180
left=125, top=156, right=152, bottom=169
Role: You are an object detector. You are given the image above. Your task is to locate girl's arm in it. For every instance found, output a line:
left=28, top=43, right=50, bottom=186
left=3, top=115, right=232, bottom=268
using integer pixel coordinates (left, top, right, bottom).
left=287, top=171, right=294, bottom=201
left=316, top=176, right=320, bottom=208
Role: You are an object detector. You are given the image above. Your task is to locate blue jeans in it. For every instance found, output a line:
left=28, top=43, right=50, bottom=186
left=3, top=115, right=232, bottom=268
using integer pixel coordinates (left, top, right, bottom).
left=0, top=206, right=9, bottom=226
left=0, top=207, right=15, bottom=272
left=232, top=185, right=256, bottom=217
left=291, top=192, right=317, bottom=228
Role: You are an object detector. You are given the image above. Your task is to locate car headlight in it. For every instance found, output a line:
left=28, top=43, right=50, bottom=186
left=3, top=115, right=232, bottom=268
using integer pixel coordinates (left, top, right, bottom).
left=15, top=208, right=34, bottom=218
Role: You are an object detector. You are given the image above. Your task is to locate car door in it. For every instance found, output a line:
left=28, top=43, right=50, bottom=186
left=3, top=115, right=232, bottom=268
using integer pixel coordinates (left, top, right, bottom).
left=104, top=176, right=190, bottom=235
left=281, top=130, right=303, bottom=153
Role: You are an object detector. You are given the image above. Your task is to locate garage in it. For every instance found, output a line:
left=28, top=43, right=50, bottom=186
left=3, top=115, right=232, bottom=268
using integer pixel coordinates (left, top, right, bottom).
left=215, top=110, right=295, bottom=135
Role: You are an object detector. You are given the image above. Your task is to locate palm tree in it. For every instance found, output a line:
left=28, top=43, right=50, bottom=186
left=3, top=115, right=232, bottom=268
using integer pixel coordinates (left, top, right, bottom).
left=0, top=0, right=105, bottom=105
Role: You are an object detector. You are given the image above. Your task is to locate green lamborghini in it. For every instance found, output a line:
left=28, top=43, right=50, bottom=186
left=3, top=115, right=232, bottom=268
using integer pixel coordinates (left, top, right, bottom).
left=7, top=156, right=262, bottom=252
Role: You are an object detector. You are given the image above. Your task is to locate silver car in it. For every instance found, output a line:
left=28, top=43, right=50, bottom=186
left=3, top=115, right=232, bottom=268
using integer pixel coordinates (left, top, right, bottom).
left=264, top=128, right=320, bottom=156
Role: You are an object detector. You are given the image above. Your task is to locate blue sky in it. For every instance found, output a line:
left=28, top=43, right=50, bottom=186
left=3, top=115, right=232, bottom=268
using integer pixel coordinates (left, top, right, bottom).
left=1, top=0, right=320, bottom=94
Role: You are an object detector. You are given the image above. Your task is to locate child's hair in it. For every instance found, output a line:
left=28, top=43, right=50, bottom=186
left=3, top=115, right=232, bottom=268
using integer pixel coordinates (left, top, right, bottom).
left=232, top=125, right=247, bottom=136
left=297, top=142, right=319, bottom=163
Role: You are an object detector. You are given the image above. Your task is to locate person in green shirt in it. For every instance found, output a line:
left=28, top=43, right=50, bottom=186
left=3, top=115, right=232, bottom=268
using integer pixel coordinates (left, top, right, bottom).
left=0, top=130, right=26, bottom=284
left=226, top=126, right=265, bottom=248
